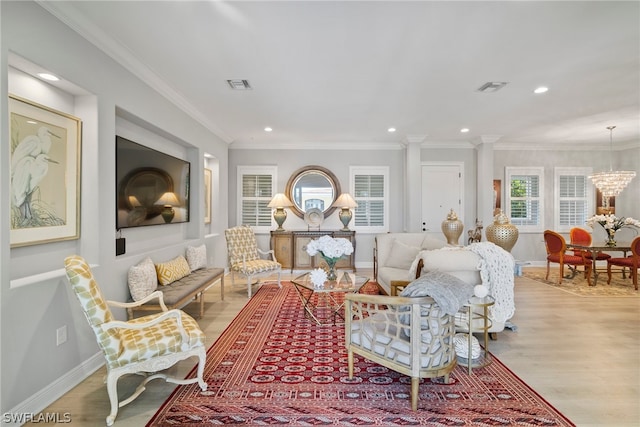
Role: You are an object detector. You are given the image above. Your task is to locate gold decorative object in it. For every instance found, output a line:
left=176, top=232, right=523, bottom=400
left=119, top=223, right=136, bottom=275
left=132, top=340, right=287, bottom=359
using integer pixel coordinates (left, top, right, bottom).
left=441, top=208, right=464, bottom=245
left=485, top=209, right=519, bottom=252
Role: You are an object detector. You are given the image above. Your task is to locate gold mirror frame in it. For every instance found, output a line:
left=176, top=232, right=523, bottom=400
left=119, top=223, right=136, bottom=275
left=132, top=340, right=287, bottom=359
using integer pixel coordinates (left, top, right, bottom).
left=285, top=165, right=341, bottom=219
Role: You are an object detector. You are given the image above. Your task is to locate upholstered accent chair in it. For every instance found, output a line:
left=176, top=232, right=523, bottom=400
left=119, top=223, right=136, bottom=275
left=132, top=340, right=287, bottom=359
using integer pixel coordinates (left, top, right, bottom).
left=64, top=256, right=207, bottom=426
left=224, top=225, right=282, bottom=297
left=606, top=236, right=640, bottom=290
left=344, top=293, right=457, bottom=410
left=543, top=230, right=592, bottom=285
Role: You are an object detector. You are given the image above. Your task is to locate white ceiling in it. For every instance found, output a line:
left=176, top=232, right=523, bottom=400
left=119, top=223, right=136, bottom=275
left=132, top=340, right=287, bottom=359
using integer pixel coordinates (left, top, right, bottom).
left=41, top=1, right=640, bottom=150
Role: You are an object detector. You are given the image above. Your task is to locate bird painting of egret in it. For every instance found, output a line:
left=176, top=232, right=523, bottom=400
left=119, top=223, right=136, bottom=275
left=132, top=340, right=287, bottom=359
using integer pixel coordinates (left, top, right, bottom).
left=9, top=95, right=82, bottom=247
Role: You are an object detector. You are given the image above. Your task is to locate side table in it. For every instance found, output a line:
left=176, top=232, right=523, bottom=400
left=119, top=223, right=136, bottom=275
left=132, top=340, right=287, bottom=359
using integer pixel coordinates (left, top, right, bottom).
left=456, top=295, right=495, bottom=375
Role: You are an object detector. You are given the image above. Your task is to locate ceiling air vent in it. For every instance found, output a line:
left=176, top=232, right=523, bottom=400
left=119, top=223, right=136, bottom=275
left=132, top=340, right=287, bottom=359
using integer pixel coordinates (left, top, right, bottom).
left=227, top=79, right=252, bottom=90
left=476, top=81, right=508, bottom=93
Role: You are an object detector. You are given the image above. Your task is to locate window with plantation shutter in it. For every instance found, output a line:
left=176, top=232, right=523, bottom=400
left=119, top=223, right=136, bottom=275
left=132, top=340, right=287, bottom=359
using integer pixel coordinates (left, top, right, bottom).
left=237, top=166, right=276, bottom=232
left=350, top=166, right=389, bottom=233
left=554, top=167, right=593, bottom=232
left=505, top=167, right=544, bottom=232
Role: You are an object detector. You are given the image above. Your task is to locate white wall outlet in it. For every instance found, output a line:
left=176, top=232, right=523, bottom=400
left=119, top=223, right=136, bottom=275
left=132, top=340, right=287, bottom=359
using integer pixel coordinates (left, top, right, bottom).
left=56, top=325, right=67, bottom=346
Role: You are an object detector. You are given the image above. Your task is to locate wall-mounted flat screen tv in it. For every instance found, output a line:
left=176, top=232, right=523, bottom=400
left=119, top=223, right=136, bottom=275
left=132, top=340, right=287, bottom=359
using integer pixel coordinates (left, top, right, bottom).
left=116, top=136, right=190, bottom=229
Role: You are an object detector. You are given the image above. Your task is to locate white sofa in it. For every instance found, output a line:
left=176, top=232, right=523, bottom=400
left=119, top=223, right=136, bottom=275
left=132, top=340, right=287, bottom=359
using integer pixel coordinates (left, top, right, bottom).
left=374, top=233, right=515, bottom=336
left=374, top=232, right=448, bottom=295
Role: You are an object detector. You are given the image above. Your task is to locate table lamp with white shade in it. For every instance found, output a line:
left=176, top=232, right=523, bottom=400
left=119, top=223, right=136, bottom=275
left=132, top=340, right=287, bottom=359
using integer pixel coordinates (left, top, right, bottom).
left=156, top=191, right=180, bottom=223
left=268, top=193, right=294, bottom=231
left=331, top=193, right=358, bottom=231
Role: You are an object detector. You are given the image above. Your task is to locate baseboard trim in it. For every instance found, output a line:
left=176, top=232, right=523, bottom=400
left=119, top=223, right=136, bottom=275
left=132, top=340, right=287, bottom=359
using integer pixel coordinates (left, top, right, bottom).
left=4, top=352, right=104, bottom=426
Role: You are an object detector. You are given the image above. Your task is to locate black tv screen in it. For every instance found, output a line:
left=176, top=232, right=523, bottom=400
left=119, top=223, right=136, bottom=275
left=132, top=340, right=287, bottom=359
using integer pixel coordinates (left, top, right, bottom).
left=116, top=136, right=190, bottom=229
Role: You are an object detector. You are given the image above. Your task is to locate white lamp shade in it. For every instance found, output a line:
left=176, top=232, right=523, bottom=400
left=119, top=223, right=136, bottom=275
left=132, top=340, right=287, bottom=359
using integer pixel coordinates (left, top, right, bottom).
left=331, top=193, right=358, bottom=208
left=268, top=193, right=293, bottom=208
left=155, top=192, right=180, bottom=206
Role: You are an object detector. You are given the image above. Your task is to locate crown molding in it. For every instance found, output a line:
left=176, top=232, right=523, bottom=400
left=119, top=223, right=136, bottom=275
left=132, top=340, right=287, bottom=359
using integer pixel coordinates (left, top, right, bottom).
left=229, top=140, right=405, bottom=150
left=37, top=1, right=234, bottom=144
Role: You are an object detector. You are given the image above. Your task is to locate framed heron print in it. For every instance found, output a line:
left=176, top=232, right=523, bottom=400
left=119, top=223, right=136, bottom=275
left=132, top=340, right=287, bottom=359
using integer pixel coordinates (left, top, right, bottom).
left=9, top=95, right=82, bottom=247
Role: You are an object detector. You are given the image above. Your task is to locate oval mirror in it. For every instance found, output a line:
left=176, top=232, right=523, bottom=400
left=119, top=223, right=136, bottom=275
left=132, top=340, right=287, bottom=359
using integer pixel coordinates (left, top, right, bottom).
left=285, top=165, right=341, bottom=219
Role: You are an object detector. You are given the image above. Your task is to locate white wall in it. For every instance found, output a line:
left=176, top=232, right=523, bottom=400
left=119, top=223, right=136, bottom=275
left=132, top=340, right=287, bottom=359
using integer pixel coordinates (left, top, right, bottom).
left=1, top=1, right=229, bottom=414
left=229, top=143, right=639, bottom=270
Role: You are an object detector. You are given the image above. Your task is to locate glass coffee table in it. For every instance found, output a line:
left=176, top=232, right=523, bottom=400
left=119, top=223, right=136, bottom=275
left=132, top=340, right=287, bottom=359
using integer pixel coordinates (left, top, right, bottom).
left=291, top=272, right=369, bottom=325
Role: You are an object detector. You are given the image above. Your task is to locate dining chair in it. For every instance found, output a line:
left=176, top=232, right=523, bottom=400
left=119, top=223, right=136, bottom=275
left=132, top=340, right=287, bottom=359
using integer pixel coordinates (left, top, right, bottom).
left=569, top=227, right=611, bottom=279
left=570, top=227, right=612, bottom=262
left=543, top=230, right=591, bottom=285
left=606, top=236, right=640, bottom=290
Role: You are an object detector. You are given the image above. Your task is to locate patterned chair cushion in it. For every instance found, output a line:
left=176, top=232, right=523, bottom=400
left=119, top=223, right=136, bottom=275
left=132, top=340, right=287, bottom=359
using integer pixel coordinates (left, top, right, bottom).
left=155, top=256, right=191, bottom=286
left=128, top=257, right=158, bottom=301
left=230, top=259, right=280, bottom=275
left=115, top=312, right=205, bottom=368
left=225, top=226, right=259, bottom=265
left=186, top=244, right=207, bottom=271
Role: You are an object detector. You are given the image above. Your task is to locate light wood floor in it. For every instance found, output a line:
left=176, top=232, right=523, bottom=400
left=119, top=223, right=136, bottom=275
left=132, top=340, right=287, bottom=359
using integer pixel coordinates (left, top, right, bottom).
left=26, top=269, right=640, bottom=427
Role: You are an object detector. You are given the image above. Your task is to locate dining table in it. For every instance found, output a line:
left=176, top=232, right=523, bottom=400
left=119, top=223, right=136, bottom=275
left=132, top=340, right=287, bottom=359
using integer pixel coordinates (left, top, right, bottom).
left=566, top=241, right=632, bottom=286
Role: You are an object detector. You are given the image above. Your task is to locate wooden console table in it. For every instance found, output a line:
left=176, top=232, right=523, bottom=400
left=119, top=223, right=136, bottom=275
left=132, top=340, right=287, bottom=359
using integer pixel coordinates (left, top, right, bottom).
left=270, top=230, right=356, bottom=272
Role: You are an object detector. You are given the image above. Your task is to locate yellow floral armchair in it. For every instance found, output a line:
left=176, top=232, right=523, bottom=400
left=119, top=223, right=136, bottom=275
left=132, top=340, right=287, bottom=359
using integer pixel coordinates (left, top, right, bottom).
left=225, top=225, right=282, bottom=297
left=64, top=255, right=207, bottom=426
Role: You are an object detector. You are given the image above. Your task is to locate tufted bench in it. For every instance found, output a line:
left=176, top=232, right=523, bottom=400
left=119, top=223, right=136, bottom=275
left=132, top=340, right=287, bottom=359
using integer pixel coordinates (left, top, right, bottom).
left=127, top=267, right=224, bottom=320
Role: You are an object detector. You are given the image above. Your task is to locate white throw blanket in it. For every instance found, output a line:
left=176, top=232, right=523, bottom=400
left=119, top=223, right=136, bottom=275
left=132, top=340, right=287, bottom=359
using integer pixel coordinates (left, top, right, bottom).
left=464, top=242, right=515, bottom=323
left=409, top=242, right=515, bottom=323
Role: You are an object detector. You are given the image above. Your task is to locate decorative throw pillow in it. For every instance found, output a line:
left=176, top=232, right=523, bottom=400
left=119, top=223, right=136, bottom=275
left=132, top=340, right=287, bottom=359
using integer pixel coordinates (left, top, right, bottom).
left=186, top=244, right=207, bottom=271
left=128, top=257, right=158, bottom=301
left=384, top=239, right=420, bottom=270
left=155, top=255, right=191, bottom=286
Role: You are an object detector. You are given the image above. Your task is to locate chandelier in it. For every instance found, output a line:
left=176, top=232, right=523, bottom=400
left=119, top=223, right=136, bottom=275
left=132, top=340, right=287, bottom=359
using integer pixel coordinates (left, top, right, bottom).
left=588, top=126, right=636, bottom=206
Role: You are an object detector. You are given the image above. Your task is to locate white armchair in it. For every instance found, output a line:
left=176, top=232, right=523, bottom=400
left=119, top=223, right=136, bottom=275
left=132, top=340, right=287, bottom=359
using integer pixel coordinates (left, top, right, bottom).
left=344, top=292, right=457, bottom=410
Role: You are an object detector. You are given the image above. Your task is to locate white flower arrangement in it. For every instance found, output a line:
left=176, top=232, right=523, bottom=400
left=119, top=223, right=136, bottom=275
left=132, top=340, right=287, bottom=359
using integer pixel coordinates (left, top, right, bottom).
left=305, top=235, right=354, bottom=260
left=586, top=214, right=640, bottom=234
left=309, top=268, right=328, bottom=289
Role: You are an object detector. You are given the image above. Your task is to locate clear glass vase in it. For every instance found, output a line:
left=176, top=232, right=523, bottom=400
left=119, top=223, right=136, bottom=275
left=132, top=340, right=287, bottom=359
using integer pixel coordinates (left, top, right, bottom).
left=321, top=255, right=340, bottom=281
left=606, top=231, right=616, bottom=247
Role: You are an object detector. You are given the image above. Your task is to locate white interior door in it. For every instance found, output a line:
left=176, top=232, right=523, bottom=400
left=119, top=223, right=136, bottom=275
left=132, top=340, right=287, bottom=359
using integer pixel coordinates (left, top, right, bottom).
left=421, top=163, right=463, bottom=232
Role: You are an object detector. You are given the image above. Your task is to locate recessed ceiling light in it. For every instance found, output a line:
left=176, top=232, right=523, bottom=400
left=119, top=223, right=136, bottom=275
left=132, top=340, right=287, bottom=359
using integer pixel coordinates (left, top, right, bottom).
left=388, top=127, right=396, bottom=132
left=38, top=73, right=59, bottom=81
left=460, top=128, right=470, bottom=133
left=534, top=86, right=549, bottom=94
left=264, top=127, right=272, bottom=132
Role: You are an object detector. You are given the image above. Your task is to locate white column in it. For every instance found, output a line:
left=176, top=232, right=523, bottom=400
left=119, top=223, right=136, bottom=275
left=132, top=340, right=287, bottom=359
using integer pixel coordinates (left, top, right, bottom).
left=475, top=135, right=500, bottom=234
left=404, top=135, right=426, bottom=232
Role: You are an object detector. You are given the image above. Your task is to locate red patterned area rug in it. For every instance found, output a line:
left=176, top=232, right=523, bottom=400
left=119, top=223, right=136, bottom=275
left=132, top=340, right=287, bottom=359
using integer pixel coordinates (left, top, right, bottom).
left=147, top=283, right=574, bottom=426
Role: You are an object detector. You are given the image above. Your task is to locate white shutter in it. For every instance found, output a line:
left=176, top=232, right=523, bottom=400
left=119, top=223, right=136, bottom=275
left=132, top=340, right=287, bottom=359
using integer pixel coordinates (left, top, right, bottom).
left=350, top=167, right=389, bottom=233
left=237, top=166, right=276, bottom=231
